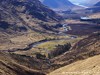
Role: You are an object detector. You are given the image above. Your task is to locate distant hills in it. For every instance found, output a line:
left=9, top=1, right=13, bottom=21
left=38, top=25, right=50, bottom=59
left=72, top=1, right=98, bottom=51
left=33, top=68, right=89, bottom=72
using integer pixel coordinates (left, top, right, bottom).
left=73, top=0, right=100, bottom=7
left=94, top=1, right=100, bottom=6
left=86, top=1, right=100, bottom=13
left=42, top=0, right=83, bottom=11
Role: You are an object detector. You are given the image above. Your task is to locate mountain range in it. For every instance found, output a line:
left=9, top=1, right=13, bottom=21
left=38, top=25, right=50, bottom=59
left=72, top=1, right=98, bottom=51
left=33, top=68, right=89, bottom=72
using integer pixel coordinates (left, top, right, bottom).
left=42, top=0, right=83, bottom=11
left=86, top=1, right=100, bottom=13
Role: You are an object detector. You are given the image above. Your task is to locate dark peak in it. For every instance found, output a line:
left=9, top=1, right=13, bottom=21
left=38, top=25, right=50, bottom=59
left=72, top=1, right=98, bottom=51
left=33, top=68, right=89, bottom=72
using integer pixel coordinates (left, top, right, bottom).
left=0, top=0, right=62, bottom=22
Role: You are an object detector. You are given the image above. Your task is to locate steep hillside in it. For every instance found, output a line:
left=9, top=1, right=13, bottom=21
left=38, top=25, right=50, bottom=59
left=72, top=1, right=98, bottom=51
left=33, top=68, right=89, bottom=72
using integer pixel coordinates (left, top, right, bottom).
left=49, top=55, right=100, bottom=75
left=0, top=0, right=62, bottom=34
left=0, top=0, right=61, bottom=22
left=0, top=0, right=63, bottom=51
left=50, top=32, right=100, bottom=71
left=0, top=52, right=45, bottom=75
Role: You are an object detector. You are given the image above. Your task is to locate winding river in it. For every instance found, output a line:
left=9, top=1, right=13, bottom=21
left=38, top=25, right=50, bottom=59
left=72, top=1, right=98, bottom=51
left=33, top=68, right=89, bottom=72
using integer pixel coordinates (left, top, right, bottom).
left=0, top=36, right=76, bottom=52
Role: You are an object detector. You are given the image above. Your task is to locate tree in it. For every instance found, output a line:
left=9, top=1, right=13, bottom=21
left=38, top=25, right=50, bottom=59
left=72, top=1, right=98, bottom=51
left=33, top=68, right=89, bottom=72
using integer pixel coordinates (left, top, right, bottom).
left=48, top=43, right=71, bottom=59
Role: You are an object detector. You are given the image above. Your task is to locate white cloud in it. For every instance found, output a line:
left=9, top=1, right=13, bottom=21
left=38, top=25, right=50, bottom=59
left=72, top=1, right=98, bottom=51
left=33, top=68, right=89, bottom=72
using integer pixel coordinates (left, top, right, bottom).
left=69, top=0, right=100, bottom=6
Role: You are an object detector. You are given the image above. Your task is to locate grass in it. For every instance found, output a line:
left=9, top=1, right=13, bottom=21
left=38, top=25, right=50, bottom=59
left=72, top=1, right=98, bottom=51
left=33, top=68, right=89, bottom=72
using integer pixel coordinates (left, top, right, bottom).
left=48, top=55, right=100, bottom=75
left=13, top=36, right=83, bottom=57
left=37, top=40, right=68, bottom=50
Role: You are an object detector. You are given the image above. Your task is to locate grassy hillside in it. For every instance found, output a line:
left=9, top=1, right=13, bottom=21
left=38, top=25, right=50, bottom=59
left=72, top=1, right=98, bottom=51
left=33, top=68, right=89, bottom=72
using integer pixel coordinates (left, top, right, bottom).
left=0, top=0, right=63, bottom=51
left=0, top=52, right=45, bottom=75
left=49, top=32, right=100, bottom=71
left=48, top=55, right=100, bottom=75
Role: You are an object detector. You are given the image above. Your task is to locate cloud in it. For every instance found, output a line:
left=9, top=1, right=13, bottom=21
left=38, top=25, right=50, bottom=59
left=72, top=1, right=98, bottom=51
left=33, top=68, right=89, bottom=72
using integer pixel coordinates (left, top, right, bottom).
left=69, top=0, right=100, bottom=6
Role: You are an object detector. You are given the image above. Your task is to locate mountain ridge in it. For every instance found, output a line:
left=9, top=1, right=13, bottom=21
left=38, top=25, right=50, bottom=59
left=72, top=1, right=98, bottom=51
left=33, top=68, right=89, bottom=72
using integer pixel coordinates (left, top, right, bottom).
left=42, top=0, right=83, bottom=11
left=94, top=1, right=100, bottom=6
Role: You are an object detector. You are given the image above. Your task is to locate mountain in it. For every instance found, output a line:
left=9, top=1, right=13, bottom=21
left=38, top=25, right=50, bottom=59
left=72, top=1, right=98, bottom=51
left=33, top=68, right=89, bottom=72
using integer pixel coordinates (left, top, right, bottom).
left=0, top=0, right=63, bottom=51
left=87, top=1, right=100, bottom=19
left=43, top=0, right=74, bottom=8
left=42, top=0, right=83, bottom=11
left=0, top=0, right=61, bottom=22
left=0, top=0, right=62, bottom=38
left=86, top=1, right=100, bottom=13
left=0, top=0, right=62, bottom=33
left=94, top=1, right=100, bottom=6
left=91, top=1, right=100, bottom=12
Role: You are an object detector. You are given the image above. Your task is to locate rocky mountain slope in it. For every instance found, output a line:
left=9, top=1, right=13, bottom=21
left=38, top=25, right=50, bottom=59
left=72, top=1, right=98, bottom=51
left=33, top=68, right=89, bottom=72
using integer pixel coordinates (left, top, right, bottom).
left=0, top=0, right=62, bottom=34
left=0, top=0, right=61, bottom=22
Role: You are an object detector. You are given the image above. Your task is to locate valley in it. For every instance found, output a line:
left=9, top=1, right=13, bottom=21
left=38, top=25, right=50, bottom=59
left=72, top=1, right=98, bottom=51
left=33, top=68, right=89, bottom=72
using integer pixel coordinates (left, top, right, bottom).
left=0, top=0, right=100, bottom=75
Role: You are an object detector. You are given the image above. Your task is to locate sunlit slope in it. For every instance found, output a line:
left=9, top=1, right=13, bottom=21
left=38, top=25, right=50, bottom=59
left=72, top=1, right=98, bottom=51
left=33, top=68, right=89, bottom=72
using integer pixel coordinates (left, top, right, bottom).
left=49, top=55, right=100, bottom=75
